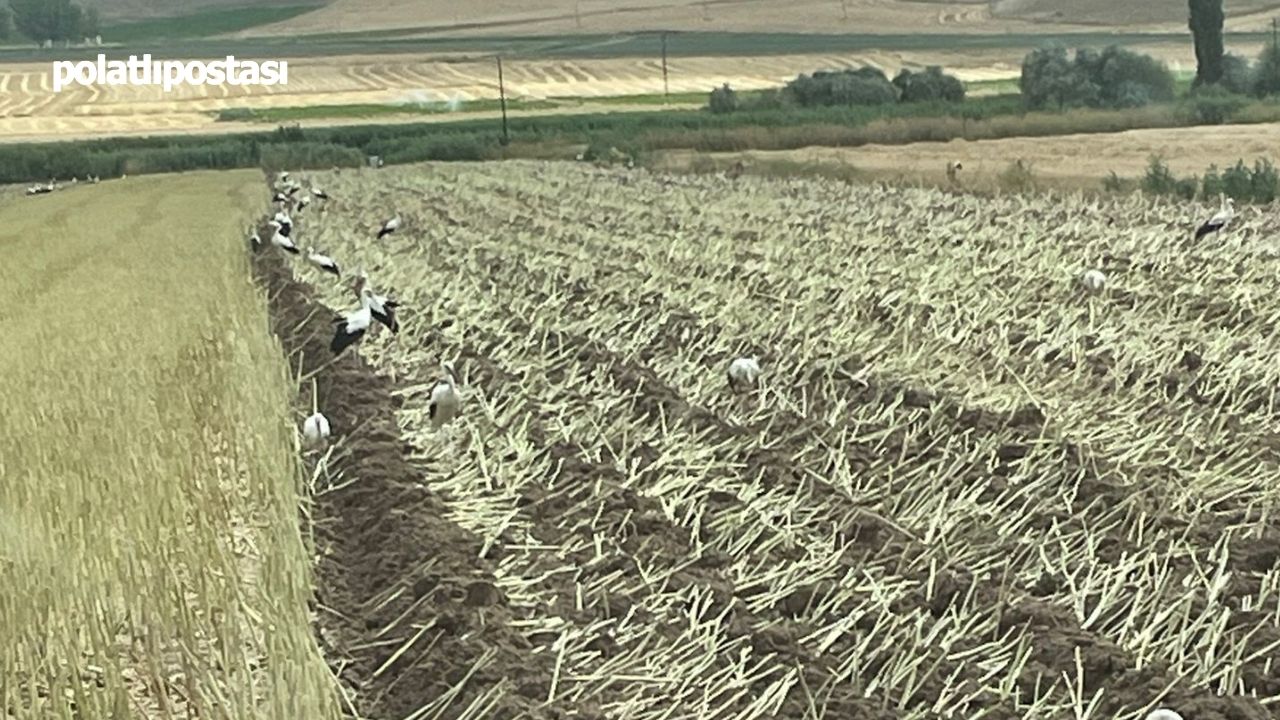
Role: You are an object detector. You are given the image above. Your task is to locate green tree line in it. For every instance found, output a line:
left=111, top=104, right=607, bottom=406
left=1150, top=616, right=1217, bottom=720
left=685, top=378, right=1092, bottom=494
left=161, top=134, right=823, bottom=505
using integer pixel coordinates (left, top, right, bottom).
left=0, top=0, right=100, bottom=44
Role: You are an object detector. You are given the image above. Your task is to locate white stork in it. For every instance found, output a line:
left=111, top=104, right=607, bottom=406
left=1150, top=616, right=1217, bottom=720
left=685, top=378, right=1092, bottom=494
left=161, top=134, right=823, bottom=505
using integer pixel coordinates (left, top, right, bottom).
left=248, top=229, right=262, bottom=251
left=428, top=362, right=461, bottom=427
left=302, top=412, right=331, bottom=446
left=331, top=289, right=374, bottom=355
left=351, top=273, right=399, bottom=333
left=273, top=210, right=294, bottom=238
left=306, top=247, right=340, bottom=277
left=377, top=216, right=401, bottom=240
left=727, top=356, right=762, bottom=392
left=1081, top=269, right=1106, bottom=293
left=268, top=220, right=299, bottom=254
left=1145, top=711, right=1182, bottom=720
left=1195, top=197, right=1234, bottom=240
left=312, top=187, right=329, bottom=200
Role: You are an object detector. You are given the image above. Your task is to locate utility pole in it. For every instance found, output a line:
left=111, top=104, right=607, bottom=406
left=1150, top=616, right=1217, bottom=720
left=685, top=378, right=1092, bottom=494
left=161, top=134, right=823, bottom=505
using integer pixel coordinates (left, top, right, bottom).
left=661, top=32, right=670, bottom=102
left=496, top=55, right=509, bottom=146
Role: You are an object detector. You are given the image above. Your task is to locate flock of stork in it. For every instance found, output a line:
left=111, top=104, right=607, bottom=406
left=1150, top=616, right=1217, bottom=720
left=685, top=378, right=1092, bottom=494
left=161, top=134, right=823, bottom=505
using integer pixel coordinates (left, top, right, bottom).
left=246, top=171, right=458, bottom=449
left=256, top=171, right=765, bottom=450
left=258, top=166, right=1229, bottom=720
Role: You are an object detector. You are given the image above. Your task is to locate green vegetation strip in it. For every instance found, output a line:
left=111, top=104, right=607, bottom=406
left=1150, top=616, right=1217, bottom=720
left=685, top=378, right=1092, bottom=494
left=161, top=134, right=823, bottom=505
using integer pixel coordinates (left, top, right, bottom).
left=100, top=5, right=323, bottom=44
left=216, top=98, right=562, bottom=123
left=7, top=92, right=1280, bottom=185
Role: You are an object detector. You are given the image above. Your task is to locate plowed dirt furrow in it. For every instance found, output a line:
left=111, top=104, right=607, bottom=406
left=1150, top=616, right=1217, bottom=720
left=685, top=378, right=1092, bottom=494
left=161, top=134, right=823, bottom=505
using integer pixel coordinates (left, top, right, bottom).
left=249, top=239, right=563, bottom=720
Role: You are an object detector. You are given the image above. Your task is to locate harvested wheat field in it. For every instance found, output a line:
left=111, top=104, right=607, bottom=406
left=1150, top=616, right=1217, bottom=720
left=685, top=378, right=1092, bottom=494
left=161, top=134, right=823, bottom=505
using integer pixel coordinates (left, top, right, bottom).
left=0, top=49, right=1032, bottom=142
left=0, top=171, right=341, bottom=719
left=250, top=0, right=1280, bottom=36
left=658, top=121, right=1280, bottom=192
left=255, top=159, right=1280, bottom=719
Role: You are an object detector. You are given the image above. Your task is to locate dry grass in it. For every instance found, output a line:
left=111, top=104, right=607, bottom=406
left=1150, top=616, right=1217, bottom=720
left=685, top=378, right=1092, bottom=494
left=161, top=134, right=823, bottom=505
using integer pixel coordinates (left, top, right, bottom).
left=0, top=171, right=341, bottom=720
left=653, top=119, right=1280, bottom=192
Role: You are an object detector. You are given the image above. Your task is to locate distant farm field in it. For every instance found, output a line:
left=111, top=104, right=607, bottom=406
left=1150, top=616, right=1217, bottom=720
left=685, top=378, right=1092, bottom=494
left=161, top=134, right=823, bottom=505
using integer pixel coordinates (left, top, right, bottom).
left=657, top=120, right=1280, bottom=192
left=0, top=171, right=340, bottom=719
left=0, top=49, right=1030, bottom=141
left=266, top=159, right=1280, bottom=719
left=0, top=37, right=1232, bottom=143
left=248, top=0, right=1280, bottom=36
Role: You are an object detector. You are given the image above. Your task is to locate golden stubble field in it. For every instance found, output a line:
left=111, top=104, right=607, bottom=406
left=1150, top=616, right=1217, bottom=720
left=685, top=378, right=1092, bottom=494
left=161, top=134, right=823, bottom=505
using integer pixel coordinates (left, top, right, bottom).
left=0, top=49, right=1033, bottom=142
left=0, top=171, right=340, bottom=720
left=245, top=0, right=1280, bottom=36
left=656, top=121, right=1280, bottom=192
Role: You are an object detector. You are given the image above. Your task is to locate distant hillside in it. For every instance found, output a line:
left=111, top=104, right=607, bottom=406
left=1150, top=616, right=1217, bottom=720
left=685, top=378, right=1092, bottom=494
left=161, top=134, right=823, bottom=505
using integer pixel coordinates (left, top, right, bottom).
left=78, top=0, right=1280, bottom=38
left=991, top=0, right=1280, bottom=27
left=243, top=0, right=1280, bottom=38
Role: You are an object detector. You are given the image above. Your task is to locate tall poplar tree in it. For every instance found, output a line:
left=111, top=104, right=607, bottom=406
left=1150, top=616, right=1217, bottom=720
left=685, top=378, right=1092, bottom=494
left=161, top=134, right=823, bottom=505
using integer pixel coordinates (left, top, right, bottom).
left=1189, top=0, right=1225, bottom=87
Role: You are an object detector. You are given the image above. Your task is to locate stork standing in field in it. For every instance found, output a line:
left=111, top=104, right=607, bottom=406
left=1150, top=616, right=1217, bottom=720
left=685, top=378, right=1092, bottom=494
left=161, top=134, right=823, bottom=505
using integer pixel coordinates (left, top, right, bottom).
left=273, top=210, right=294, bottom=238
left=1145, top=710, right=1182, bottom=720
left=306, top=247, right=340, bottom=277
left=946, top=160, right=963, bottom=184
left=268, top=220, right=299, bottom=254
left=312, top=187, right=330, bottom=200
left=351, top=272, right=400, bottom=333
left=377, top=215, right=401, bottom=239
left=331, top=289, right=374, bottom=355
left=1081, top=269, right=1106, bottom=293
left=1194, top=196, right=1234, bottom=240
left=302, top=411, right=331, bottom=446
left=428, top=362, right=461, bottom=427
left=301, top=379, right=331, bottom=447
left=727, top=356, right=762, bottom=393
left=248, top=228, right=262, bottom=252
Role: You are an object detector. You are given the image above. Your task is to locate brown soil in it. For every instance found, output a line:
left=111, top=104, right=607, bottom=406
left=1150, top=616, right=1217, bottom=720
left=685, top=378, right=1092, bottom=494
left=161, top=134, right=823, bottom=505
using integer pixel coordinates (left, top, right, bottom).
left=249, top=213, right=564, bottom=720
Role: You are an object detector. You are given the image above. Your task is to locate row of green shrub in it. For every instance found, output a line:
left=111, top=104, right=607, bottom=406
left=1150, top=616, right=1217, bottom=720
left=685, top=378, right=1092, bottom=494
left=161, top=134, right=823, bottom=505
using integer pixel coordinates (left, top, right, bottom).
left=709, top=65, right=965, bottom=114
left=0, top=96, right=1026, bottom=184
left=1119, top=155, right=1280, bottom=203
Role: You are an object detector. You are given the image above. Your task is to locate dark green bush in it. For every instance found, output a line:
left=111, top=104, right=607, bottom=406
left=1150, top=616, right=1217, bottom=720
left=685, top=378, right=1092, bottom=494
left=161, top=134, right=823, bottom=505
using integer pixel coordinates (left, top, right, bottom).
left=1221, top=159, right=1252, bottom=199
left=1021, top=44, right=1174, bottom=110
left=784, top=67, right=898, bottom=108
left=1186, top=85, right=1247, bottom=124
left=1250, top=158, right=1278, bottom=203
left=708, top=83, right=739, bottom=114
left=893, top=66, right=966, bottom=103
left=1201, top=164, right=1223, bottom=198
left=1220, top=53, right=1253, bottom=95
left=1142, top=155, right=1178, bottom=195
left=1254, top=43, right=1280, bottom=97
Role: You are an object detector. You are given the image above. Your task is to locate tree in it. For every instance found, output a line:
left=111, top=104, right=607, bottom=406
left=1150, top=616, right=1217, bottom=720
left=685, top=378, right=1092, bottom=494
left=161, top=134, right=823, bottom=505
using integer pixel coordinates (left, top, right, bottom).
left=77, top=6, right=98, bottom=39
left=1188, top=0, right=1225, bottom=88
left=1253, top=42, right=1280, bottom=97
left=1019, top=44, right=1174, bottom=110
left=708, top=83, right=738, bottom=114
left=893, top=66, right=966, bottom=103
left=784, top=67, right=898, bottom=107
left=10, top=0, right=85, bottom=43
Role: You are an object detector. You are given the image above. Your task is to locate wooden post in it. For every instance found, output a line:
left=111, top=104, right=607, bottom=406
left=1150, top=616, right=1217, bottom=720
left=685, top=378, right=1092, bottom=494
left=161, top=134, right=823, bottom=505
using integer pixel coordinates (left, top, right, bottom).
left=661, top=32, right=670, bottom=102
left=497, top=55, right=509, bottom=146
